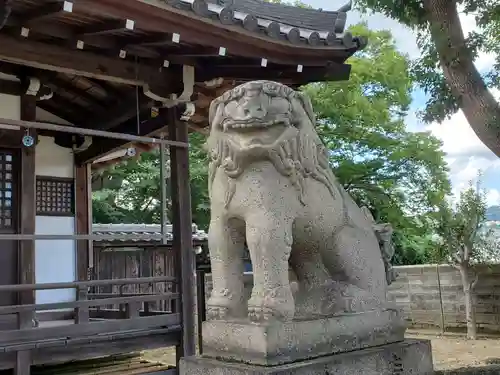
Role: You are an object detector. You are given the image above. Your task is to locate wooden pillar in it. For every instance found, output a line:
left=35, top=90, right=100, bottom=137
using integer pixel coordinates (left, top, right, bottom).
left=75, top=163, right=91, bottom=323
left=168, top=107, right=196, bottom=358
left=17, top=94, right=37, bottom=375
left=196, top=269, right=207, bottom=354
left=75, top=163, right=91, bottom=281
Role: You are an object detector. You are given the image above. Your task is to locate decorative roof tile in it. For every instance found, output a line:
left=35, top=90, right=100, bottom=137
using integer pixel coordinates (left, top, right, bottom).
left=165, top=0, right=364, bottom=50
left=92, top=223, right=208, bottom=242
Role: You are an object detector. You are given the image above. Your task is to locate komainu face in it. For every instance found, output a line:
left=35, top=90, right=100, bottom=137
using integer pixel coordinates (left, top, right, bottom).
left=208, top=80, right=315, bottom=151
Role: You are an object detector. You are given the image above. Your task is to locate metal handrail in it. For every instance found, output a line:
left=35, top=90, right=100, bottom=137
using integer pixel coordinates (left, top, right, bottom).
left=0, top=118, right=188, bottom=148
left=0, top=276, right=175, bottom=292
left=0, top=293, right=179, bottom=315
left=0, top=233, right=177, bottom=240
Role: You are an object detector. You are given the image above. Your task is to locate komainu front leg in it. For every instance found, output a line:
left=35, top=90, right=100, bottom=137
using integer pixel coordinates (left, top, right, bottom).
left=207, top=217, right=246, bottom=320
left=246, top=214, right=295, bottom=322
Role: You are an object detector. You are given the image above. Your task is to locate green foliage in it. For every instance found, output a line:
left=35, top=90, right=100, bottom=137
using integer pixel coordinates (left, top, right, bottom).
left=92, top=24, right=451, bottom=264
left=305, top=24, right=450, bottom=265
left=188, top=132, right=211, bottom=229
left=433, top=176, right=498, bottom=265
left=92, top=150, right=164, bottom=224
left=92, top=132, right=210, bottom=229
left=355, top=0, right=500, bottom=124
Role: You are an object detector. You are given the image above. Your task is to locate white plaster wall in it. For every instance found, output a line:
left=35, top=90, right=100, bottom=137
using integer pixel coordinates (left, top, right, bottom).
left=35, top=136, right=76, bottom=305
left=35, top=136, right=74, bottom=178
left=35, top=217, right=76, bottom=305
left=0, top=93, right=21, bottom=121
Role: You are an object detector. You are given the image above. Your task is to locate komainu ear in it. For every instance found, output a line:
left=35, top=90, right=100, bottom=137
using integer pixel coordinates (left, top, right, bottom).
left=208, top=99, right=219, bottom=127
left=296, top=92, right=316, bottom=125
left=361, top=206, right=375, bottom=224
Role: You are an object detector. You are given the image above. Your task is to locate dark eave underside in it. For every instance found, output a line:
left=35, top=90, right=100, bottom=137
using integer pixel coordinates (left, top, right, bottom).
left=0, top=0, right=363, bottom=164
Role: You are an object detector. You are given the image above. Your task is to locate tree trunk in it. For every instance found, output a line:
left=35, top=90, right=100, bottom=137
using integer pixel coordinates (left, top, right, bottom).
left=423, top=0, right=500, bottom=157
left=458, top=264, right=477, bottom=339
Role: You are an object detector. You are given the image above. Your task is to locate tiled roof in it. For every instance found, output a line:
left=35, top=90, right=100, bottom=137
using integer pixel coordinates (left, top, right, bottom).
left=168, top=0, right=365, bottom=50
left=92, top=223, right=208, bottom=242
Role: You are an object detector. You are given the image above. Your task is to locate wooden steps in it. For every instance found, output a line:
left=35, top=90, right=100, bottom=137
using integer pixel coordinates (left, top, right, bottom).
left=30, top=354, right=174, bottom=375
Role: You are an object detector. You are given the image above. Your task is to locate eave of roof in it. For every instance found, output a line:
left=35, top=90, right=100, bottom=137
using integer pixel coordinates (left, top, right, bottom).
left=94, top=0, right=366, bottom=59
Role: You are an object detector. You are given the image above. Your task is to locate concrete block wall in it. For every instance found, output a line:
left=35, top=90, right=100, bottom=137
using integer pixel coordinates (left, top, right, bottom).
left=387, top=264, right=500, bottom=332
left=202, top=265, right=500, bottom=333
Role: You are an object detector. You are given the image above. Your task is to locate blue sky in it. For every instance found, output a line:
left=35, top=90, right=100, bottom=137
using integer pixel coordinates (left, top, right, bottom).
left=303, top=0, right=500, bottom=206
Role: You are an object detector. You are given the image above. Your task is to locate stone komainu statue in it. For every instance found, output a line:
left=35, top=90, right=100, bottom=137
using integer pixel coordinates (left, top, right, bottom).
left=361, top=207, right=398, bottom=285
left=205, top=80, right=394, bottom=322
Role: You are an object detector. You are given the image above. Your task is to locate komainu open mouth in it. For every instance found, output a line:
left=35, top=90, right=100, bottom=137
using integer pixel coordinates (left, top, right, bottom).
left=221, top=118, right=292, bottom=132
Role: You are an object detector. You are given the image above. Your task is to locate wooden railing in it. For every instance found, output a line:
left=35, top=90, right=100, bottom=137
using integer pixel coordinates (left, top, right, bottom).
left=0, top=276, right=181, bottom=352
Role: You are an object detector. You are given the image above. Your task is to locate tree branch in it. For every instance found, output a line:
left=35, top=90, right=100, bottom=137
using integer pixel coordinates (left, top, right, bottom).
left=470, top=270, right=479, bottom=291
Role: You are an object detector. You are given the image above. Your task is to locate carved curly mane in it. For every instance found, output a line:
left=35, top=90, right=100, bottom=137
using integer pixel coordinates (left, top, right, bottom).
left=206, top=81, right=340, bottom=207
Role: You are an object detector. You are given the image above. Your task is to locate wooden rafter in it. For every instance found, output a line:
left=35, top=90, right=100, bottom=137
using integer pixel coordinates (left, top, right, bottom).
left=38, top=97, right=84, bottom=125
left=40, top=74, right=109, bottom=110
left=5, top=16, right=160, bottom=60
left=194, top=62, right=352, bottom=84
left=0, top=34, right=174, bottom=86
left=0, top=78, right=22, bottom=96
left=15, top=2, right=69, bottom=24
left=69, top=0, right=353, bottom=65
left=76, top=19, right=133, bottom=37
left=91, top=96, right=156, bottom=131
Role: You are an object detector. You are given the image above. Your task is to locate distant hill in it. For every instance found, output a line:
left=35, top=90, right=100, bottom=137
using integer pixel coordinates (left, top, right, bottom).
left=486, top=206, right=500, bottom=221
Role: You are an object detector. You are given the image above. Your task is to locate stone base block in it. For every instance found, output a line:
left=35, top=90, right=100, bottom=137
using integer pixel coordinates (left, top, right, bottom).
left=180, top=339, right=434, bottom=375
left=201, top=307, right=406, bottom=366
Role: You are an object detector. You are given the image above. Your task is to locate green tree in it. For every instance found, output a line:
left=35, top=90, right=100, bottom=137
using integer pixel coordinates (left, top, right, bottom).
left=435, top=177, right=497, bottom=339
left=93, top=24, right=451, bottom=265
left=92, top=132, right=211, bottom=229
left=305, top=24, right=451, bottom=265
left=356, top=0, right=500, bottom=158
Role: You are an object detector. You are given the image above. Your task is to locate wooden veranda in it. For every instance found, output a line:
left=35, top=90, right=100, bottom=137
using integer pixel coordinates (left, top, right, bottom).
left=0, top=0, right=363, bottom=374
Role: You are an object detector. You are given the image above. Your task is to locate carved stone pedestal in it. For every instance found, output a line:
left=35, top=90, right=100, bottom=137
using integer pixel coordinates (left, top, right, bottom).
left=201, top=308, right=406, bottom=366
left=180, top=339, right=434, bottom=375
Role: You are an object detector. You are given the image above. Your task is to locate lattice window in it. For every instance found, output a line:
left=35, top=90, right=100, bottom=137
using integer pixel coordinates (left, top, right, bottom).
left=0, top=151, right=14, bottom=228
left=36, top=176, right=74, bottom=216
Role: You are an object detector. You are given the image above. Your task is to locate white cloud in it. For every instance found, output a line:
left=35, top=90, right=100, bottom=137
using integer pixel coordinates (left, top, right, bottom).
left=307, top=0, right=500, bottom=201
left=427, top=88, right=500, bottom=199
left=486, top=189, right=500, bottom=207
left=458, top=11, right=497, bottom=72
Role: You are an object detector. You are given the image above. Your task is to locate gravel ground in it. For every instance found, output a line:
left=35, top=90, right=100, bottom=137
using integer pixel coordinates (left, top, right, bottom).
left=406, top=330, right=500, bottom=370
left=142, top=330, right=500, bottom=371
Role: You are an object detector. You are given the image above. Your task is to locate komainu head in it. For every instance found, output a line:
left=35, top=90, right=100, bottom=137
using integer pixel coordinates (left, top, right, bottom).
left=206, top=80, right=336, bottom=206
left=207, top=80, right=318, bottom=149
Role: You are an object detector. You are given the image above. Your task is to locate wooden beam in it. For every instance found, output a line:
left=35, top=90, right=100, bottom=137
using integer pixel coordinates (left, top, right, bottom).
left=17, top=94, right=37, bottom=375
left=0, top=79, right=22, bottom=96
left=74, top=110, right=168, bottom=165
left=16, top=2, right=70, bottom=24
left=42, top=74, right=109, bottom=110
left=77, top=19, right=133, bottom=37
left=168, top=108, right=196, bottom=358
left=86, top=78, right=127, bottom=100
left=194, top=63, right=352, bottom=84
left=47, top=93, right=91, bottom=125
left=5, top=16, right=160, bottom=60
left=91, top=96, right=156, bottom=131
left=36, top=100, right=81, bottom=126
left=0, top=34, right=173, bottom=86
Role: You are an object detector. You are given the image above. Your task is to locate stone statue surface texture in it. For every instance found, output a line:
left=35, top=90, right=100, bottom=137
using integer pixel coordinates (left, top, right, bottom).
left=188, top=80, right=432, bottom=373
left=206, top=80, right=392, bottom=322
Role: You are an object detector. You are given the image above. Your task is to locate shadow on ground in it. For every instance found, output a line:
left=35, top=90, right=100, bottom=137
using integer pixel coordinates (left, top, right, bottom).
left=436, top=363, right=500, bottom=375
